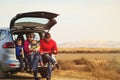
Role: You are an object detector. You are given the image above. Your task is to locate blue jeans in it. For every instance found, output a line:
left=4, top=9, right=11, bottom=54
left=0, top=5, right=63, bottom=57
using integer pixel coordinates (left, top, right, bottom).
left=44, top=54, right=56, bottom=65
left=24, top=55, right=31, bottom=70
left=30, top=53, right=42, bottom=79
left=42, top=53, right=56, bottom=78
left=16, top=55, right=24, bottom=69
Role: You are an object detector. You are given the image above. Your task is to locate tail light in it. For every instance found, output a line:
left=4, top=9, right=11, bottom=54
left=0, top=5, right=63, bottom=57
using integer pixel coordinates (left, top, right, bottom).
left=2, top=42, right=15, bottom=48
left=8, top=64, right=16, bottom=66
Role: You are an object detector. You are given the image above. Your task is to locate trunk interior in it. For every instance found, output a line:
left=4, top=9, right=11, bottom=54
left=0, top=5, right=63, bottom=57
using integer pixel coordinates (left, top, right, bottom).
left=12, top=30, right=46, bottom=58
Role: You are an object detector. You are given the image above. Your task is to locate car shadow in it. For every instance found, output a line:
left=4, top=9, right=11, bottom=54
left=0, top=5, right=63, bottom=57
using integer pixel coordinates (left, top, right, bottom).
left=0, top=72, right=40, bottom=80
left=6, top=74, right=33, bottom=79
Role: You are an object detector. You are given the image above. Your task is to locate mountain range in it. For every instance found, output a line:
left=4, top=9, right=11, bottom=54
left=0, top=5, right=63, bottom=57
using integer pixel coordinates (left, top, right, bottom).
left=58, top=40, right=120, bottom=48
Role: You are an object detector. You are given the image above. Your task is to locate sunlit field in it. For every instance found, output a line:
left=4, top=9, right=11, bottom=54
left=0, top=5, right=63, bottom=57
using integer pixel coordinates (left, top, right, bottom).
left=53, top=48, right=120, bottom=80
left=56, top=53, right=120, bottom=61
left=58, top=48, right=120, bottom=53
left=1, top=48, right=120, bottom=80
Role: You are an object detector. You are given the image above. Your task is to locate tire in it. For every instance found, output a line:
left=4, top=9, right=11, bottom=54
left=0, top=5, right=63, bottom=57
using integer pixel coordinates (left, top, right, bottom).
left=0, top=62, right=5, bottom=79
left=10, top=71, right=17, bottom=74
left=0, top=70, right=5, bottom=78
left=0, top=64, right=5, bottom=78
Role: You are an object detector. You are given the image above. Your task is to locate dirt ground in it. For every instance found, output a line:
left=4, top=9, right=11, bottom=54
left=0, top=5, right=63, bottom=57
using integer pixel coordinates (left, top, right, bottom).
left=3, top=53, right=119, bottom=80
left=1, top=72, right=81, bottom=80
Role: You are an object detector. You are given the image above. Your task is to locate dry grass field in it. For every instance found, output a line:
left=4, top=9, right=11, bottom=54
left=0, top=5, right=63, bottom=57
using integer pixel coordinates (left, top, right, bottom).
left=2, top=48, right=120, bottom=80
left=53, top=48, right=120, bottom=80
left=58, top=48, right=120, bottom=53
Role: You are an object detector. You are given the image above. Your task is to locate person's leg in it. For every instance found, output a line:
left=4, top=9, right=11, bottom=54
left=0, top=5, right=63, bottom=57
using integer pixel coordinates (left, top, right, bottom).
left=51, top=54, right=59, bottom=69
left=24, top=57, right=28, bottom=70
left=46, top=61, right=52, bottom=80
left=41, top=54, right=52, bottom=80
left=32, top=54, right=39, bottom=70
left=24, top=56, right=31, bottom=72
left=39, top=54, right=43, bottom=66
left=44, top=54, right=56, bottom=65
left=19, top=55, right=24, bottom=70
left=17, top=57, right=21, bottom=67
left=30, top=54, right=34, bottom=70
left=44, top=54, right=59, bottom=69
left=33, top=53, right=40, bottom=80
left=27, top=55, right=33, bottom=72
left=51, top=54, right=56, bottom=62
left=17, top=56, right=24, bottom=70
left=34, top=68, right=38, bottom=80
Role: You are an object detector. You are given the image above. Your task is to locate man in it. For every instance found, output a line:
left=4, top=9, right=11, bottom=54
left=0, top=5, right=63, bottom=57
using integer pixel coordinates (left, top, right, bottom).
left=40, top=32, right=59, bottom=80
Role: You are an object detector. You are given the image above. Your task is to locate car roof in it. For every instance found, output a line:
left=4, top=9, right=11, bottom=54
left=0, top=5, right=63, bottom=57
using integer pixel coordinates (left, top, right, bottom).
left=0, top=28, right=10, bottom=30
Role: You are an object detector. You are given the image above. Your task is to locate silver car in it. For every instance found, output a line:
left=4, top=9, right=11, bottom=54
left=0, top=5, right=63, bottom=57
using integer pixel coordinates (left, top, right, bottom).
left=0, top=11, right=58, bottom=78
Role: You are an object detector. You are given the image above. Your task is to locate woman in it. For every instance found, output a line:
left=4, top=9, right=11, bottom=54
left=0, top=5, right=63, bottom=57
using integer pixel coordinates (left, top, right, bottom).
left=24, top=33, right=41, bottom=80
left=24, top=33, right=35, bottom=71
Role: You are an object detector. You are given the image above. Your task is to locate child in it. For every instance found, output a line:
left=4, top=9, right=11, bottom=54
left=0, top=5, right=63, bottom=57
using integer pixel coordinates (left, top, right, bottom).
left=15, top=38, right=24, bottom=72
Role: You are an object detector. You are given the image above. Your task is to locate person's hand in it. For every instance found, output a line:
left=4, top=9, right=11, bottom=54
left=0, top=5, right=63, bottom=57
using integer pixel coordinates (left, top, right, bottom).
left=40, top=52, right=48, bottom=55
left=40, top=52, right=44, bottom=55
left=33, top=50, right=38, bottom=53
left=29, top=48, right=34, bottom=51
left=20, top=52, right=24, bottom=57
left=53, top=50, right=57, bottom=54
left=20, top=52, right=23, bottom=55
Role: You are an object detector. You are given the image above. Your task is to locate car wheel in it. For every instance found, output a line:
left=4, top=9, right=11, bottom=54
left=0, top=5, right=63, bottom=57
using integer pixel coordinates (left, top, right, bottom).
left=0, top=70, right=5, bottom=78
left=10, top=71, right=17, bottom=74
left=0, top=64, right=5, bottom=78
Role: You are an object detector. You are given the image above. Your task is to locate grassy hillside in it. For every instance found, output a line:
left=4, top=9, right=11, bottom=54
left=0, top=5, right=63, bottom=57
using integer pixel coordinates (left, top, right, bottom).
left=58, top=48, right=120, bottom=53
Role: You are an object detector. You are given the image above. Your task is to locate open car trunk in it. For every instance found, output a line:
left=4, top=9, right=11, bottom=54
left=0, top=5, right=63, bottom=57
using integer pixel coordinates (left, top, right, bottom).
left=10, top=11, right=59, bottom=33
left=10, top=11, right=59, bottom=44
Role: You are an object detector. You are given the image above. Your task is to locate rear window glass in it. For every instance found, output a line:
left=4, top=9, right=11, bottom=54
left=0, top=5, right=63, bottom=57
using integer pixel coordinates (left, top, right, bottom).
left=15, top=18, right=49, bottom=24
left=13, top=33, right=40, bottom=41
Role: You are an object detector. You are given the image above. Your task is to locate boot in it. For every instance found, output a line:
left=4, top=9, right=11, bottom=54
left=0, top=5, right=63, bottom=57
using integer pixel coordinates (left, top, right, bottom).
left=46, top=78, right=51, bottom=80
left=35, top=77, right=40, bottom=80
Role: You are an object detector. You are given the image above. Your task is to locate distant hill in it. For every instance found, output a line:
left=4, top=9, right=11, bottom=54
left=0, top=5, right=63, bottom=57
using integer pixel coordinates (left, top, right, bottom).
left=59, top=40, right=120, bottom=48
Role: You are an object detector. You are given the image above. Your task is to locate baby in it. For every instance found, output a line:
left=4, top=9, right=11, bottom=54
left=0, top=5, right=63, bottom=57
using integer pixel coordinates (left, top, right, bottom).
left=29, top=40, right=40, bottom=52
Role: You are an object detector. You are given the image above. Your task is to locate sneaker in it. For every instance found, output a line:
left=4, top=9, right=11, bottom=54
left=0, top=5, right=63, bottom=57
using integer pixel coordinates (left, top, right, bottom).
left=35, top=77, right=41, bottom=80
left=29, top=68, right=33, bottom=74
left=26, top=68, right=30, bottom=72
left=55, top=64, right=59, bottom=69
left=46, top=78, right=51, bottom=80
left=20, top=68, right=25, bottom=72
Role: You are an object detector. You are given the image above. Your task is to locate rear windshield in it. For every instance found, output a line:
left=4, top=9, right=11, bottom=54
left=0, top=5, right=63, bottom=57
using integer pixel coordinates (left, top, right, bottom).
left=12, top=32, right=45, bottom=42
left=16, top=17, right=49, bottom=24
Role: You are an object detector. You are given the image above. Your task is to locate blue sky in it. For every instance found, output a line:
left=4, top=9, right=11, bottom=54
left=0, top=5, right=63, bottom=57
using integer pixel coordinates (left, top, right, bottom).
left=0, top=0, right=120, bottom=44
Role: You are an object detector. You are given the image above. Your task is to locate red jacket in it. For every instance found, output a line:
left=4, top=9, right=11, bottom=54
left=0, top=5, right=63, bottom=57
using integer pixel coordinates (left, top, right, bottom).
left=24, top=40, right=32, bottom=57
left=40, top=39, right=58, bottom=55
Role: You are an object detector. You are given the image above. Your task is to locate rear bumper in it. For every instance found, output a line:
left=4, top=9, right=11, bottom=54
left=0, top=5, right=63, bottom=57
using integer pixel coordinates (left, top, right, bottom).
left=1, top=59, right=20, bottom=72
